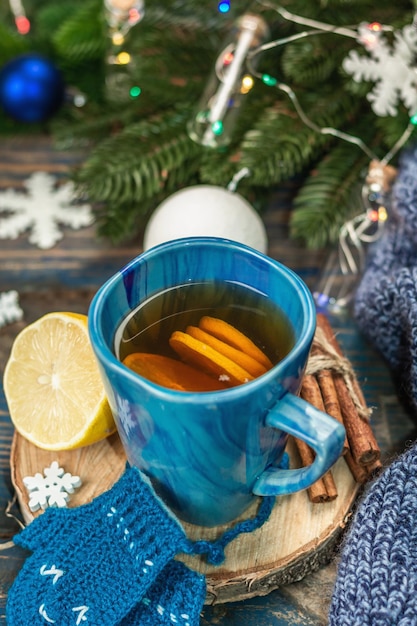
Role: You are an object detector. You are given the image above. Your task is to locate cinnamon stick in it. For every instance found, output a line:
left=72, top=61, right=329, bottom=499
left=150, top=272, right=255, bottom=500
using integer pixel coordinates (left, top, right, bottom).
left=309, top=322, right=348, bottom=453
left=343, top=451, right=368, bottom=483
left=315, top=369, right=349, bottom=455
left=316, top=369, right=343, bottom=423
left=321, top=468, right=338, bottom=500
left=344, top=450, right=383, bottom=484
left=301, top=373, right=349, bottom=459
left=292, top=436, right=338, bottom=503
left=316, top=314, right=380, bottom=467
left=300, top=374, right=326, bottom=412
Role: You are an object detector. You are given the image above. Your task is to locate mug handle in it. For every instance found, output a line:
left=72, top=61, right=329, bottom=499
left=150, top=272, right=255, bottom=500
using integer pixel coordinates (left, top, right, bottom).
left=253, top=393, right=346, bottom=496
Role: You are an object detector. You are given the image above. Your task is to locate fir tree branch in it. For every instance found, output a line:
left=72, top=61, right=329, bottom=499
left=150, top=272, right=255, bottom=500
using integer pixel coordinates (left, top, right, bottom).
left=0, top=22, right=30, bottom=64
left=289, top=144, right=370, bottom=249
left=73, top=107, right=204, bottom=211
left=281, top=35, right=349, bottom=87
left=236, top=83, right=363, bottom=187
left=52, top=0, right=106, bottom=62
left=0, top=0, right=415, bottom=247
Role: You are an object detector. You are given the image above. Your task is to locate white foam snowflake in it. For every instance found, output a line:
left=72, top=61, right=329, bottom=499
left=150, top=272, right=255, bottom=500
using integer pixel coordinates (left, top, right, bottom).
left=0, top=172, right=94, bottom=249
left=23, top=461, right=82, bottom=512
left=343, top=23, right=417, bottom=116
left=0, top=290, right=23, bottom=328
left=116, top=396, right=135, bottom=435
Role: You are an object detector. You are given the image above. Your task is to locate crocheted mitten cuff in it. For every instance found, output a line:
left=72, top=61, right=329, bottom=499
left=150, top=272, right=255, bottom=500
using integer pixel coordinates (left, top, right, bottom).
left=8, top=466, right=190, bottom=626
left=121, top=560, right=206, bottom=626
left=14, top=465, right=186, bottom=550
left=329, top=442, right=417, bottom=626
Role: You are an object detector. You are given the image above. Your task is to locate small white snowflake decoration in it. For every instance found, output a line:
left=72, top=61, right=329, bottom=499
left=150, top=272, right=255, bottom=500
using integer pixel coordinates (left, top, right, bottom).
left=116, top=396, right=136, bottom=435
left=23, top=461, right=82, bottom=512
left=0, top=172, right=94, bottom=249
left=343, top=23, right=417, bottom=116
left=0, top=290, right=23, bottom=328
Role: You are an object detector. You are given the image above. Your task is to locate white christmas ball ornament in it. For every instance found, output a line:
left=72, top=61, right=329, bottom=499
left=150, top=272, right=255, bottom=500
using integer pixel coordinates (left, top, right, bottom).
left=143, top=185, right=268, bottom=253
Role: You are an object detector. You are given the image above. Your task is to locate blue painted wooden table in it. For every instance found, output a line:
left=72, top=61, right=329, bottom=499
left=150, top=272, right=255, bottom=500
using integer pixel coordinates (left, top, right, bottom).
left=0, top=137, right=415, bottom=625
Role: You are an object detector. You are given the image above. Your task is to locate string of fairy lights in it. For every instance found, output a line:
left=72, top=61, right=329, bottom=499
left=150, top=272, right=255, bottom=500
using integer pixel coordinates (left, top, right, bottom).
left=6, top=0, right=417, bottom=310
left=7, top=0, right=231, bottom=34
left=248, top=4, right=416, bottom=164
left=186, top=3, right=417, bottom=311
left=243, top=2, right=417, bottom=311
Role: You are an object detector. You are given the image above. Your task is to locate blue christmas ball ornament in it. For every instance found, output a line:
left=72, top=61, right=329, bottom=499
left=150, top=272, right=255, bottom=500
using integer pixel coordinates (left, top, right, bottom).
left=0, top=54, right=65, bottom=123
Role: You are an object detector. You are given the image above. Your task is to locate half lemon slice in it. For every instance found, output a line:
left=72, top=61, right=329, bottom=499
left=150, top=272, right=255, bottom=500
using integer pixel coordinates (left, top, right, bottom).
left=3, top=312, right=115, bottom=451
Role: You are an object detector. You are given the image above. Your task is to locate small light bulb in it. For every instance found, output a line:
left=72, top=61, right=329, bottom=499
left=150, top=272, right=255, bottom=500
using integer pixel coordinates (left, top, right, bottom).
left=368, top=22, right=382, bottom=32
left=262, top=74, right=277, bottom=87
left=130, top=85, right=141, bottom=98
left=240, top=75, right=254, bottom=94
left=129, top=8, right=142, bottom=24
left=218, top=1, right=230, bottom=13
left=117, top=51, right=131, bottom=64
left=15, top=15, right=30, bottom=34
left=314, top=292, right=331, bottom=310
left=74, top=93, right=87, bottom=107
left=112, top=32, right=125, bottom=46
left=368, top=209, right=379, bottom=222
left=362, top=32, right=379, bottom=48
left=378, top=206, right=388, bottom=222
left=212, top=120, right=224, bottom=136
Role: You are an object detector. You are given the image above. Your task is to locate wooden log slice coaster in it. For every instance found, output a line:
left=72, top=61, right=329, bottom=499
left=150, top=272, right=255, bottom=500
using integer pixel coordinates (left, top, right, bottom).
left=10, top=431, right=359, bottom=604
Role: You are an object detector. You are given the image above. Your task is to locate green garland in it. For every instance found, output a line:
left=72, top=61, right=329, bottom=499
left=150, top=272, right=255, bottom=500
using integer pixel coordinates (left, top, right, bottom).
left=0, top=0, right=415, bottom=246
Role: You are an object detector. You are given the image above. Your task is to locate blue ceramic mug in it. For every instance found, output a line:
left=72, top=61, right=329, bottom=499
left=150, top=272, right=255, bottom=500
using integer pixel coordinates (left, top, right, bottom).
left=88, top=237, right=345, bottom=527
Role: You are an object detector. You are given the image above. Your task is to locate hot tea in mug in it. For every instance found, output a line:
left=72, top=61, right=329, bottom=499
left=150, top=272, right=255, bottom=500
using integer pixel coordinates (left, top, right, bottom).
left=89, top=237, right=345, bottom=526
left=115, top=280, right=295, bottom=392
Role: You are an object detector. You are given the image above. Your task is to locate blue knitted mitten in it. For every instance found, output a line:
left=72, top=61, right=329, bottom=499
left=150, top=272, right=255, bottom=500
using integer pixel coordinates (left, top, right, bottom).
left=329, top=441, right=417, bottom=626
left=7, top=466, right=194, bottom=626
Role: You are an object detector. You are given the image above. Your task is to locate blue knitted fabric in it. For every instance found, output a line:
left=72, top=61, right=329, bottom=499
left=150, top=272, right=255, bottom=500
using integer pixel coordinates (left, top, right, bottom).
left=354, top=143, right=417, bottom=416
left=121, top=561, right=206, bottom=626
left=7, top=466, right=204, bottom=626
left=7, top=464, right=276, bottom=626
left=329, top=441, right=417, bottom=625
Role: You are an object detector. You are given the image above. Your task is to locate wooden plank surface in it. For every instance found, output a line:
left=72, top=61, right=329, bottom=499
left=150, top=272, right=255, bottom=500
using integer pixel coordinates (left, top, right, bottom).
left=0, top=135, right=415, bottom=625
